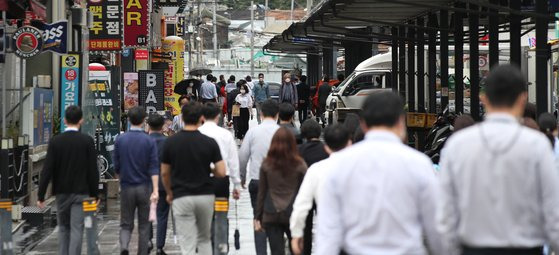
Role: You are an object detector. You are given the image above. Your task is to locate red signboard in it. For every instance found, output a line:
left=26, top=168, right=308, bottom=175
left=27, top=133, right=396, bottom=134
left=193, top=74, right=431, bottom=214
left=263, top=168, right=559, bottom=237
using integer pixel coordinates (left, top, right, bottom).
left=123, top=0, right=149, bottom=47
left=135, top=49, right=149, bottom=60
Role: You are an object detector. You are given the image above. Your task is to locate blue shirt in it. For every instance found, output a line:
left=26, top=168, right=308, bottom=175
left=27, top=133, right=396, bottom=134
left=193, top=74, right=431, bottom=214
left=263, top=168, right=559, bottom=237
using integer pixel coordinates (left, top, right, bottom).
left=113, top=128, right=159, bottom=188
left=200, top=81, right=218, bottom=100
left=252, top=81, right=269, bottom=103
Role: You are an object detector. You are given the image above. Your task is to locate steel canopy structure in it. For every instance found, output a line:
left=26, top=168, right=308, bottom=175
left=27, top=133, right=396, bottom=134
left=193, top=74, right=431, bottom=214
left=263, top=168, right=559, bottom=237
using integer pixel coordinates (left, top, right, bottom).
left=264, top=0, right=558, bottom=122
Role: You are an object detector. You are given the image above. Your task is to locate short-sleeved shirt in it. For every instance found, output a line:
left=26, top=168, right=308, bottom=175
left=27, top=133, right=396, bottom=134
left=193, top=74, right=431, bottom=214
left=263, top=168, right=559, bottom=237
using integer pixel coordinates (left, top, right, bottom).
left=161, top=130, right=222, bottom=198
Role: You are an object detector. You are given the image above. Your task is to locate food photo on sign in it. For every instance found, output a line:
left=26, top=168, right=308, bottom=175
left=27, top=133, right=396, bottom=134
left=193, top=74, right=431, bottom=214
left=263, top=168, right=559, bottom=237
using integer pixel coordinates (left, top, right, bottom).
left=123, top=72, right=139, bottom=110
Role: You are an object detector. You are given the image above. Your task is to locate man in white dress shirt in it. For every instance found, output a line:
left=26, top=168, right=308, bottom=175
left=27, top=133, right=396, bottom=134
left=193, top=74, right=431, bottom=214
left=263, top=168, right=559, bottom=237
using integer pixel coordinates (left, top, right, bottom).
left=199, top=103, right=240, bottom=255
left=290, top=124, right=352, bottom=255
left=437, top=65, right=559, bottom=255
left=316, top=91, right=444, bottom=255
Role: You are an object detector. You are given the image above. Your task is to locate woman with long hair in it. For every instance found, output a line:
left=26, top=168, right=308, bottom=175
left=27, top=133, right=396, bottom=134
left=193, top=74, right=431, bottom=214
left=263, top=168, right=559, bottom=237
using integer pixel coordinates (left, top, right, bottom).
left=255, top=127, right=307, bottom=255
left=234, top=83, right=253, bottom=139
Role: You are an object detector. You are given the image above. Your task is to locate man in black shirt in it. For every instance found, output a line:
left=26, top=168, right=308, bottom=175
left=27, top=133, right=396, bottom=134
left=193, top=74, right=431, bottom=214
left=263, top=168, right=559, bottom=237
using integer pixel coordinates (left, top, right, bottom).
left=38, top=105, right=99, bottom=255
left=298, top=119, right=329, bottom=166
left=279, top=103, right=303, bottom=144
left=297, top=75, right=310, bottom=124
left=161, top=102, right=226, bottom=255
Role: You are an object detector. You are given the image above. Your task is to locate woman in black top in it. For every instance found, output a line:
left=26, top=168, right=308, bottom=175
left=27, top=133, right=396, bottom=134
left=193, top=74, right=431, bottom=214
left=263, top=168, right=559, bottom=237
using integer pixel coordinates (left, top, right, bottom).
left=256, top=128, right=307, bottom=255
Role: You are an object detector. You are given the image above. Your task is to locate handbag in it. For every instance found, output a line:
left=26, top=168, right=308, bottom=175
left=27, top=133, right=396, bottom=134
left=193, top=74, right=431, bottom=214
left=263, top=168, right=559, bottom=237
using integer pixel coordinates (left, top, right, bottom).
left=232, top=104, right=241, bottom=117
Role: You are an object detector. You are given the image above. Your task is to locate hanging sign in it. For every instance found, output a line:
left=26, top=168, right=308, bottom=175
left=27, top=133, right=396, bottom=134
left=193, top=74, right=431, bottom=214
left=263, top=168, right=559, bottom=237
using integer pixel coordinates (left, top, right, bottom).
left=138, top=70, right=165, bottom=112
left=88, top=0, right=122, bottom=51
left=13, top=26, right=44, bottom=58
left=60, top=54, right=81, bottom=131
left=176, top=16, right=185, bottom=36
left=123, top=0, right=149, bottom=47
left=31, top=20, right=69, bottom=54
left=134, top=48, right=149, bottom=59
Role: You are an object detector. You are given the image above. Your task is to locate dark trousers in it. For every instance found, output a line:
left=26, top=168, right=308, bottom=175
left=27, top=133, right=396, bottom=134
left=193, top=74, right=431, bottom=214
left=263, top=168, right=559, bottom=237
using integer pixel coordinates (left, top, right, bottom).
left=302, top=205, right=315, bottom=255
left=237, top=108, right=250, bottom=139
left=56, top=193, right=88, bottom=255
left=264, top=223, right=291, bottom=255
left=461, top=246, right=544, bottom=255
left=249, top=180, right=268, bottom=255
left=298, top=105, right=308, bottom=124
left=156, top=189, right=170, bottom=249
left=120, top=184, right=151, bottom=254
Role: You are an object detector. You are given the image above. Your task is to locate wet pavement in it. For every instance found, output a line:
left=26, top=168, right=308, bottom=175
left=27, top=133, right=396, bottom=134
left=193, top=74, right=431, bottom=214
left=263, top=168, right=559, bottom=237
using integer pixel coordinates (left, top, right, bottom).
left=25, top=113, right=280, bottom=254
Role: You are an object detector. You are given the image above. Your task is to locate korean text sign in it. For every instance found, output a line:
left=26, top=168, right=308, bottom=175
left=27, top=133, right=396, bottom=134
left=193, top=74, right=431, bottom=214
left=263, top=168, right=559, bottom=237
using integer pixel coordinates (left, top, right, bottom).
left=60, top=54, right=80, bottom=131
left=123, top=0, right=149, bottom=47
left=87, top=0, right=122, bottom=51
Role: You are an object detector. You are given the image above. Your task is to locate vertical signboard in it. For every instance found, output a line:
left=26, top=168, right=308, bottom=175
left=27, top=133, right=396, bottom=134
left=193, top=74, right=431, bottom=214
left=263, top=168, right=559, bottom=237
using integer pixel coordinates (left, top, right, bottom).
left=138, top=70, right=164, bottom=112
left=176, top=16, right=185, bottom=36
left=123, top=0, right=149, bottom=47
left=33, top=88, right=54, bottom=146
left=88, top=0, right=122, bottom=51
left=60, top=54, right=80, bottom=131
left=162, top=36, right=185, bottom=115
left=0, top=26, right=4, bottom=63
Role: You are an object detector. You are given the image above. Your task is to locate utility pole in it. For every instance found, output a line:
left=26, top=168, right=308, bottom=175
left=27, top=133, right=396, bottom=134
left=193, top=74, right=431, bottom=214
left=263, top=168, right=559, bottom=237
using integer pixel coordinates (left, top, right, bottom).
left=1, top=11, right=6, bottom=137
left=250, top=1, right=254, bottom=77
left=290, top=0, right=294, bottom=22
left=213, top=0, right=218, bottom=66
left=265, top=0, right=268, bottom=27
left=307, top=0, right=312, bottom=14
left=197, top=0, right=202, bottom=66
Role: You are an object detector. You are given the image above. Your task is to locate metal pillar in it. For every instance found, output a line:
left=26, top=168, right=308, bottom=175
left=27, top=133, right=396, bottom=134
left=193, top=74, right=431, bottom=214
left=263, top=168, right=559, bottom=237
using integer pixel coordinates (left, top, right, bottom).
left=213, top=0, right=218, bottom=63
left=1, top=11, right=5, bottom=137
left=509, top=0, right=521, bottom=67
left=535, top=0, right=549, bottom=115
left=489, top=0, right=499, bottom=68
left=250, top=1, right=255, bottom=77
left=307, top=53, right=320, bottom=88
left=407, top=23, right=416, bottom=112
left=83, top=198, right=100, bottom=255
left=417, top=18, right=425, bottom=111
left=344, top=41, right=372, bottom=77
left=428, top=14, right=437, bottom=113
left=440, top=10, right=449, bottom=112
left=455, top=5, right=464, bottom=113
left=398, top=26, right=406, bottom=98
left=0, top=199, right=13, bottom=255
left=391, top=27, right=399, bottom=93
left=323, top=42, right=335, bottom=79
left=469, top=3, right=481, bottom=120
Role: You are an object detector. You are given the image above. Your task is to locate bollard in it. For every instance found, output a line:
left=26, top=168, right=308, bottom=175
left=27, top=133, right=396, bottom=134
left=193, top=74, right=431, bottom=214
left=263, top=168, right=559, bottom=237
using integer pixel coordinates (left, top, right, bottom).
left=213, top=198, right=229, bottom=255
left=82, top=198, right=99, bottom=255
left=0, top=199, right=13, bottom=255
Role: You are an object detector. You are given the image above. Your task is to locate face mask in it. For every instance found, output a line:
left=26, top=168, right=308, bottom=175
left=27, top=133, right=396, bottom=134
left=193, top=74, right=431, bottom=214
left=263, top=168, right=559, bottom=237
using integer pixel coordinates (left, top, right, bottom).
left=240, top=89, right=246, bottom=94
left=285, top=78, right=291, bottom=83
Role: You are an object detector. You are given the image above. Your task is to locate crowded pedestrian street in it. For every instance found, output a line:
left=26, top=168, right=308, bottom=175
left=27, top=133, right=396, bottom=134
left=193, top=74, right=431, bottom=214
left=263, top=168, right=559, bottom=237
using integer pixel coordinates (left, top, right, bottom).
left=5, top=0, right=559, bottom=255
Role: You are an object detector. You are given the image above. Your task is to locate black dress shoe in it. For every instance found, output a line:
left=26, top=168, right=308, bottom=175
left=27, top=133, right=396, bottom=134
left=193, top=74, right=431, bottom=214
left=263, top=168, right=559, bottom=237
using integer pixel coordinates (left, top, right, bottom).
left=156, top=249, right=168, bottom=255
left=120, top=250, right=129, bottom=255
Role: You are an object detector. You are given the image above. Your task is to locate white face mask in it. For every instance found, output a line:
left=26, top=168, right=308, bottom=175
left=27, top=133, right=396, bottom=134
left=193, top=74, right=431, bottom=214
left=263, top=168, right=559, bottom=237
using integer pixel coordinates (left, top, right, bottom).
left=285, top=78, right=291, bottom=83
left=240, top=89, right=246, bottom=94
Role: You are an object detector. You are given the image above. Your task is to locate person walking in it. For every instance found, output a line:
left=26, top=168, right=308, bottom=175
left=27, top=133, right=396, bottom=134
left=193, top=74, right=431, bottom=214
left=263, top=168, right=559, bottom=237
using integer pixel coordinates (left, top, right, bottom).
left=290, top=124, right=352, bottom=255
left=538, top=112, right=558, bottom=151
left=279, top=72, right=298, bottom=108
left=225, top=75, right=237, bottom=93
left=252, top=73, right=270, bottom=124
left=146, top=114, right=170, bottom=255
left=316, top=91, right=444, bottom=255
left=227, top=80, right=242, bottom=127
left=235, top=83, right=253, bottom=140
left=246, top=75, right=254, bottom=94
left=297, top=75, right=310, bottom=124
left=255, top=127, right=307, bottom=255
left=37, top=105, right=99, bottom=255
left=113, top=106, right=160, bottom=255
left=161, top=102, right=226, bottom=255
left=239, top=99, right=280, bottom=255
left=199, top=103, right=241, bottom=254
left=317, top=76, right=332, bottom=126
left=437, top=65, right=559, bottom=255
left=298, top=119, right=329, bottom=166
left=279, top=103, right=302, bottom=144
left=200, top=74, right=218, bottom=103
left=171, top=95, right=190, bottom=134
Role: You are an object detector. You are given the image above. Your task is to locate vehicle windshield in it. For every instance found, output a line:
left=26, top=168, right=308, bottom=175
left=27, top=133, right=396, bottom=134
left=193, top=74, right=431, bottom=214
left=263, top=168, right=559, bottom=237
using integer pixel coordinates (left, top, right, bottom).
left=333, top=73, right=355, bottom=92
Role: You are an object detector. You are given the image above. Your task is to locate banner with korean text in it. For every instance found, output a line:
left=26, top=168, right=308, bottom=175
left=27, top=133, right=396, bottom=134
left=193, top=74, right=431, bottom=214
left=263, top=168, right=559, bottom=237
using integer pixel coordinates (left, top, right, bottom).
left=60, top=54, right=80, bottom=131
left=87, top=0, right=122, bottom=51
